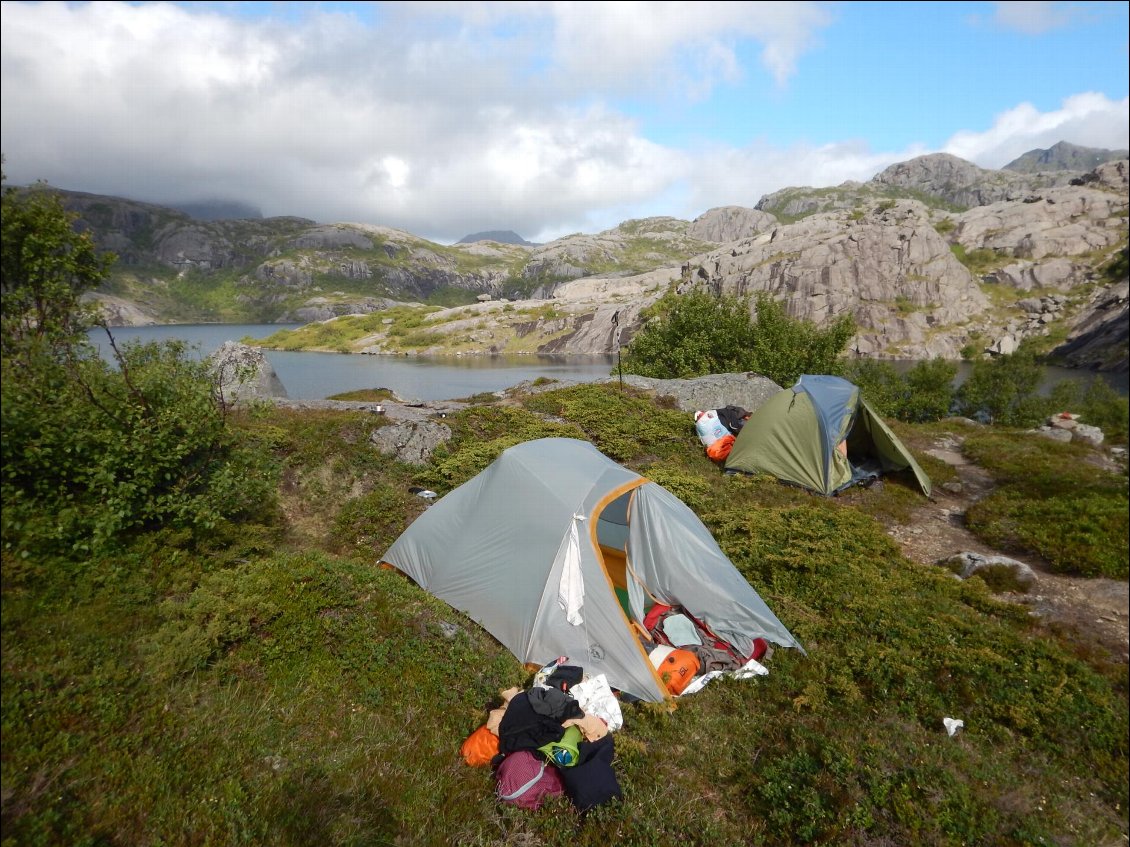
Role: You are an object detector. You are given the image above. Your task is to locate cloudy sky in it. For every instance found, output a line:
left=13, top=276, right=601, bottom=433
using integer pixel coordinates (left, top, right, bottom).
left=1, top=1, right=1127, bottom=244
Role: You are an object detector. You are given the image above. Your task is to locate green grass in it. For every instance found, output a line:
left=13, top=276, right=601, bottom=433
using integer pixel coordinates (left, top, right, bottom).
left=326, top=388, right=397, bottom=402
left=960, top=430, right=1129, bottom=578
left=3, top=384, right=1128, bottom=846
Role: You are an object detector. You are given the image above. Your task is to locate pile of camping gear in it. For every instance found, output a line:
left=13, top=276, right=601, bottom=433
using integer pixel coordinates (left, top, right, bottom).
left=693, top=404, right=750, bottom=462
left=460, top=659, right=625, bottom=812
left=460, top=631, right=774, bottom=813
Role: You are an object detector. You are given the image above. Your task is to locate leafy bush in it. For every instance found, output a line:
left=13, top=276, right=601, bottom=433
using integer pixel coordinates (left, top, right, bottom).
left=1, top=178, right=111, bottom=350
left=1, top=170, right=277, bottom=558
left=621, top=288, right=855, bottom=386
left=955, top=342, right=1048, bottom=426
left=842, top=359, right=905, bottom=417
left=1047, top=377, right=1129, bottom=444
left=845, top=358, right=957, bottom=422
left=2, top=338, right=278, bottom=557
left=901, top=358, right=959, bottom=422
left=619, top=288, right=759, bottom=378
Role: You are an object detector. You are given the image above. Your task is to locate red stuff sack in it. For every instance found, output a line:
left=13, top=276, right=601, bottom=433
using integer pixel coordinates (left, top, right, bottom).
left=494, top=750, right=565, bottom=810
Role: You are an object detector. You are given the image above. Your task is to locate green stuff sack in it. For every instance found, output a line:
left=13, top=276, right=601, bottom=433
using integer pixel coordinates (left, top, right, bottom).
left=538, top=725, right=583, bottom=768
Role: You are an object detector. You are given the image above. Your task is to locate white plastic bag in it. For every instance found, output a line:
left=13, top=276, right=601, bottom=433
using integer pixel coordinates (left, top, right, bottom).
left=569, top=673, right=623, bottom=732
left=694, top=410, right=728, bottom=447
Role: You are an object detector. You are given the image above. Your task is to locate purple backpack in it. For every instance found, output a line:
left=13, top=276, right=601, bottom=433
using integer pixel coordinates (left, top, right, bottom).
left=494, top=750, right=564, bottom=810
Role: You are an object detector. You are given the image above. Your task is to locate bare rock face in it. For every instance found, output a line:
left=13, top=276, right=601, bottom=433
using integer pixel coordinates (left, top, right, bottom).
left=209, top=341, right=288, bottom=404
left=687, top=206, right=778, bottom=243
left=154, top=226, right=242, bottom=271
left=983, top=257, right=1079, bottom=292
left=521, top=234, right=623, bottom=281
left=682, top=199, right=988, bottom=358
left=1094, top=158, right=1129, bottom=191
left=871, top=153, right=1074, bottom=208
left=539, top=268, right=678, bottom=354
left=755, top=180, right=876, bottom=219
left=1004, top=141, right=1129, bottom=173
left=951, top=182, right=1128, bottom=264
left=287, top=225, right=374, bottom=251
left=1051, top=279, right=1129, bottom=372
left=82, top=293, right=161, bottom=327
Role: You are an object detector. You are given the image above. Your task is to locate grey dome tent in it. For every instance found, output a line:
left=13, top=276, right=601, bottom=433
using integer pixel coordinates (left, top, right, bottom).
left=380, top=437, right=803, bottom=702
left=724, top=375, right=932, bottom=497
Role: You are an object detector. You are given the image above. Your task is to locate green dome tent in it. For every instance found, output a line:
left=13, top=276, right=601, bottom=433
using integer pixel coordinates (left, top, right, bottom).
left=380, top=437, right=803, bottom=702
left=724, top=375, right=932, bottom=497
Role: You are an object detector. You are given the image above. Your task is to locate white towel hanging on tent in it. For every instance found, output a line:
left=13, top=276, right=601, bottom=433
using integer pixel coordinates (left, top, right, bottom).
left=558, top=514, right=586, bottom=626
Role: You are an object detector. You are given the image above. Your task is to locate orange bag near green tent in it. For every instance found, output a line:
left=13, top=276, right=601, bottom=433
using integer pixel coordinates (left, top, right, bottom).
left=460, top=724, right=499, bottom=767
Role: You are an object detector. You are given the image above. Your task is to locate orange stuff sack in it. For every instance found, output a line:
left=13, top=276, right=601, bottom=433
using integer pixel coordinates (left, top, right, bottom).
left=705, top=434, right=735, bottom=462
left=460, top=724, right=500, bottom=767
left=656, top=648, right=701, bottom=695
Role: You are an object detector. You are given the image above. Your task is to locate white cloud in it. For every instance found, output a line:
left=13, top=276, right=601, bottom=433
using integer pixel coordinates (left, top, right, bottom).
left=0, top=0, right=831, bottom=241
left=1, top=1, right=1125, bottom=246
left=990, top=1, right=1076, bottom=35
left=673, top=91, right=1129, bottom=223
left=943, top=93, right=1130, bottom=167
left=545, top=1, right=831, bottom=91
left=672, top=139, right=922, bottom=221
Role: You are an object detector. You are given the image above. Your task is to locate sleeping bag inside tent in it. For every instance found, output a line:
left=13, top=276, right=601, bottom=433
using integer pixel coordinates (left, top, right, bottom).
left=379, top=437, right=803, bottom=702
left=723, top=374, right=932, bottom=497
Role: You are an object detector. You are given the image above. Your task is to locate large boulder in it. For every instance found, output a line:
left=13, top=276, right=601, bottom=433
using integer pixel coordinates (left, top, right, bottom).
left=370, top=419, right=452, bottom=465
left=938, top=552, right=1037, bottom=591
left=611, top=372, right=783, bottom=414
left=209, top=341, right=288, bottom=405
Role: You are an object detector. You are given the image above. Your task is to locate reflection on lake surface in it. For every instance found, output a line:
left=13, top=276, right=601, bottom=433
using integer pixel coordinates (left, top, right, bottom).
left=87, top=324, right=1128, bottom=401
left=87, top=324, right=616, bottom=401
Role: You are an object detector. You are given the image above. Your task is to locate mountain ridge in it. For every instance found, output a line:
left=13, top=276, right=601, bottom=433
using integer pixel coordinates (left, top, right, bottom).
left=35, top=142, right=1127, bottom=373
left=1003, top=140, right=1130, bottom=174
left=455, top=229, right=538, bottom=247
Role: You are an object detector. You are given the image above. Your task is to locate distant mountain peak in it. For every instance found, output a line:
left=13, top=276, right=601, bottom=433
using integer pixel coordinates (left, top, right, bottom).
left=456, top=229, right=537, bottom=246
left=1003, top=141, right=1129, bottom=173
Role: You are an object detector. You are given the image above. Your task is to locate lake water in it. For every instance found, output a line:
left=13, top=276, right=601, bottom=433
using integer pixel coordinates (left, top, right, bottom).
left=86, top=324, right=1128, bottom=401
left=86, top=324, right=617, bottom=401
left=886, top=359, right=1128, bottom=397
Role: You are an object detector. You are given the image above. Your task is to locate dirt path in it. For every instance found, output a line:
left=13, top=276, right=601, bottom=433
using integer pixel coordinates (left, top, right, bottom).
left=886, top=434, right=1128, bottom=664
